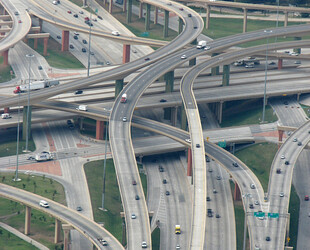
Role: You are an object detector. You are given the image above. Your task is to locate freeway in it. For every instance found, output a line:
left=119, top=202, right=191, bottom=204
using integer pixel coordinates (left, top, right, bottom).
left=0, top=183, right=124, bottom=250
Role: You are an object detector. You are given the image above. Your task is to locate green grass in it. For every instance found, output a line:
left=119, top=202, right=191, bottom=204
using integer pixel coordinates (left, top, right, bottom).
left=234, top=142, right=300, bottom=249
left=151, top=227, right=160, bottom=250
left=0, top=62, right=15, bottom=83
left=0, top=227, right=35, bottom=250
left=221, top=99, right=278, bottom=128
left=0, top=173, right=66, bottom=249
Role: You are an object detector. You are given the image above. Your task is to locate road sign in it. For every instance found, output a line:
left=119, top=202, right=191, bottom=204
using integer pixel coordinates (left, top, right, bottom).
left=218, top=140, right=226, bottom=148
left=254, top=212, right=265, bottom=217
left=268, top=212, right=279, bottom=218
left=287, top=237, right=290, bottom=242
left=141, top=32, right=149, bottom=37
left=206, top=137, right=209, bottom=141
left=95, top=8, right=98, bottom=13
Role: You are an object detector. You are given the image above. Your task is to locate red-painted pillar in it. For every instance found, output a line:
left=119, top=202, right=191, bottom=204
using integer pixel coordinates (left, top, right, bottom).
left=278, top=130, right=284, bottom=149
left=61, top=30, right=69, bottom=52
left=123, top=0, right=127, bottom=12
left=123, top=44, right=130, bottom=64
left=23, top=37, right=28, bottom=44
left=4, top=107, right=9, bottom=113
left=187, top=148, right=192, bottom=176
left=278, top=58, right=283, bottom=70
left=234, top=182, right=241, bottom=201
left=96, top=121, right=105, bottom=140
left=2, top=50, right=8, bottom=66
left=39, top=19, right=43, bottom=33
left=43, top=37, right=48, bottom=56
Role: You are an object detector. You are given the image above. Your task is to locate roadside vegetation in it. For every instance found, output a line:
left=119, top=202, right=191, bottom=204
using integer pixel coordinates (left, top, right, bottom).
left=233, top=142, right=299, bottom=249
left=0, top=173, right=66, bottom=249
left=0, top=62, right=15, bottom=83
left=151, top=227, right=160, bottom=250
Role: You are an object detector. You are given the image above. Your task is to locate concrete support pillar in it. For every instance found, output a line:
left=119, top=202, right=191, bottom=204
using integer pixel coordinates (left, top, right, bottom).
left=126, top=0, right=132, bottom=23
left=123, top=0, right=127, bottom=12
left=79, top=117, right=84, bottom=130
left=103, top=0, right=107, bottom=5
left=145, top=4, right=151, bottom=31
left=243, top=8, right=248, bottom=33
left=178, top=17, right=184, bottom=34
left=61, top=30, right=69, bottom=52
left=164, top=71, right=173, bottom=118
left=205, top=5, right=210, bottom=29
left=278, top=130, right=284, bottom=149
left=96, top=120, right=105, bottom=140
left=293, top=37, right=301, bottom=54
left=115, top=79, right=124, bottom=98
left=163, top=10, right=169, bottom=38
left=2, top=50, right=8, bottom=66
left=284, top=11, right=288, bottom=27
left=154, top=7, right=158, bottom=24
left=25, top=206, right=31, bottom=235
left=218, top=101, right=223, bottom=124
left=62, top=224, right=73, bottom=250
left=181, top=105, right=188, bottom=131
left=139, top=2, right=143, bottom=19
left=234, top=182, right=241, bottom=201
left=43, top=37, right=48, bottom=56
left=211, top=53, right=220, bottom=75
left=297, top=93, right=300, bottom=102
left=222, top=64, right=230, bottom=86
left=22, top=106, right=32, bottom=140
left=171, top=107, right=178, bottom=126
left=39, top=18, right=43, bottom=33
left=109, top=0, right=113, bottom=14
left=286, top=213, right=290, bottom=246
left=4, top=107, right=10, bottom=113
left=23, top=37, right=28, bottom=44
left=278, top=58, right=283, bottom=70
left=54, top=219, right=61, bottom=243
left=122, top=44, right=130, bottom=64
left=34, top=38, right=38, bottom=50
left=187, top=148, right=192, bottom=176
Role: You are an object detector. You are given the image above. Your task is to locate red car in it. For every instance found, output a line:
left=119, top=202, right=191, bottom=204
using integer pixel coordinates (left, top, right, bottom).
left=305, top=195, right=309, bottom=201
left=67, top=10, right=72, bottom=14
left=84, top=16, right=89, bottom=21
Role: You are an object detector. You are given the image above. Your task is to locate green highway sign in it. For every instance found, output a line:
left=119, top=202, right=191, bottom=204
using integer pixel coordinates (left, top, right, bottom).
left=218, top=140, right=226, bottom=148
left=268, top=213, right=279, bottom=218
left=254, top=212, right=265, bottom=217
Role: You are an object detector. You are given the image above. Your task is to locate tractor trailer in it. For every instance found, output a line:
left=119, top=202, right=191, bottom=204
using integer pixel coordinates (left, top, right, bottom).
left=13, top=80, right=59, bottom=93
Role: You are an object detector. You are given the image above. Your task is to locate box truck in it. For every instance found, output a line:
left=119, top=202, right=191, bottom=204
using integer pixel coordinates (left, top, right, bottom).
left=121, top=93, right=127, bottom=103
left=196, top=40, right=207, bottom=49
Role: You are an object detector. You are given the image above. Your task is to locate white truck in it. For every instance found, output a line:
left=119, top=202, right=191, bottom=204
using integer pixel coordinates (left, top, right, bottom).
left=13, top=80, right=60, bottom=93
left=196, top=40, right=207, bottom=49
left=35, top=152, right=52, bottom=162
left=76, top=105, right=88, bottom=111
left=121, top=93, right=127, bottom=103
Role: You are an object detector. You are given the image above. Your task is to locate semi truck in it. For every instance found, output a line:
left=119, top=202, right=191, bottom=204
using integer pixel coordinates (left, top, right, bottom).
left=196, top=40, right=207, bottom=49
left=13, top=80, right=59, bottom=93
left=121, top=93, right=127, bottom=103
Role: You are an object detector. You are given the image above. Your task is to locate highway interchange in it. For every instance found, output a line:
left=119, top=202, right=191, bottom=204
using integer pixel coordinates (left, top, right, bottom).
left=1, top=0, right=310, bottom=249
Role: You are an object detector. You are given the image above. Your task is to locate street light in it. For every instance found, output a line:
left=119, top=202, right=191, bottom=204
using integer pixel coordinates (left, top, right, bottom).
left=87, top=4, right=93, bottom=77
left=242, top=193, right=251, bottom=250
left=101, top=121, right=108, bottom=210
left=13, top=92, right=21, bottom=182
left=25, top=54, right=34, bottom=152
left=262, top=30, right=272, bottom=123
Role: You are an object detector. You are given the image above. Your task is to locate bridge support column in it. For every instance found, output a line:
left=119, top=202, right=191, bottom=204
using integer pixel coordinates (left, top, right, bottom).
left=278, top=129, right=283, bottom=149
left=109, top=0, right=113, bottom=14
left=217, top=101, right=223, bottom=124
left=154, top=7, right=158, bottom=24
left=278, top=58, right=283, bottom=70
left=4, top=107, right=10, bottom=113
left=243, top=8, right=248, bottom=33
left=139, top=2, right=143, bottom=19
left=171, top=107, right=178, bottom=126
left=79, top=117, right=84, bottom=130
left=234, top=182, right=241, bottom=201
left=181, top=105, right=188, bottom=131
left=54, top=219, right=61, bottom=243
left=126, top=0, right=132, bottom=23
left=103, top=0, right=107, bottom=5
left=164, top=71, right=174, bottom=120
left=285, top=213, right=290, bottom=246
left=178, top=18, right=184, bottom=34
left=2, top=50, right=8, bottom=66
left=96, top=121, right=105, bottom=140
left=43, top=37, right=48, bottom=56
left=293, top=37, right=301, bottom=54
left=38, top=18, right=43, bottom=33
left=115, top=79, right=124, bottom=98
left=187, top=148, right=192, bottom=177
left=297, top=93, right=300, bottom=102
left=34, top=31, right=39, bottom=50
left=211, top=53, right=220, bottom=75
left=222, top=64, right=230, bottom=86
left=284, top=11, right=288, bottom=27
left=205, top=5, right=210, bottom=29
left=123, top=0, right=127, bottom=12
left=145, top=4, right=151, bottom=31
left=22, top=106, right=32, bottom=141
left=123, top=44, right=130, bottom=64
left=25, top=206, right=31, bottom=235
left=163, top=10, right=169, bottom=38
left=189, top=39, right=197, bottom=66
left=61, top=30, right=69, bottom=52
left=62, top=224, right=73, bottom=250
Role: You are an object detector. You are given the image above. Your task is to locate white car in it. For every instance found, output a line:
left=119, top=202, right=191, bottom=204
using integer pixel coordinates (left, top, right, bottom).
left=123, top=117, right=127, bottom=122
left=131, top=213, right=136, bottom=219
left=281, top=155, right=285, bottom=159
left=39, top=200, right=49, bottom=208
left=279, top=192, right=284, bottom=197
left=204, top=46, right=211, bottom=51
left=181, top=55, right=187, bottom=59
left=112, top=30, right=120, bottom=36
left=185, top=138, right=191, bottom=143
left=290, top=52, right=299, bottom=56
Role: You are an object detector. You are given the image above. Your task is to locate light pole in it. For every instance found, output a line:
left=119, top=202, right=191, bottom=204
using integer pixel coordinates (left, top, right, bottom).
left=100, top=121, right=108, bottom=211
left=262, top=30, right=272, bottom=123
left=87, top=4, right=92, bottom=77
left=242, top=193, right=251, bottom=250
left=25, top=54, right=34, bottom=152
left=13, top=92, right=21, bottom=182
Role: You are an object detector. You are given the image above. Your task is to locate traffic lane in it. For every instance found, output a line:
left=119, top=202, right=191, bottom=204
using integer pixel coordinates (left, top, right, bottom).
left=0, top=183, right=122, bottom=249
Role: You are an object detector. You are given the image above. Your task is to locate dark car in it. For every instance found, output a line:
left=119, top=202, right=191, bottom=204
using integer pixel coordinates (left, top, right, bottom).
left=68, top=124, right=75, bottom=130
left=163, top=179, right=167, bottom=184
left=56, top=35, right=61, bottom=39
left=249, top=204, right=254, bottom=209
left=69, top=44, right=74, bottom=49
left=82, top=39, right=87, bottom=44
left=75, top=90, right=83, bottom=95
left=135, top=195, right=140, bottom=200
left=285, top=161, right=289, bottom=165
left=73, top=35, right=78, bottom=40
left=144, top=57, right=150, bottom=61
left=188, top=13, right=192, bottom=17
left=232, top=162, right=238, bottom=167
left=82, top=48, right=86, bottom=53
left=38, top=66, right=42, bottom=70
left=206, top=196, right=211, bottom=201
left=266, top=236, right=271, bottom=241
left=76, top=206, right=82, bottom=211
left=276, top=168, right=281, bottom=174
left=132, top=180, right=137, bottom=185
left=206, top=157, right=210, bottom=162
left=160, top=99, right=167, bottom=102
left=298, top=142, right=302, bottom=146
left=165, top=191, right=170, bottom=196
left=216, top=214, right=220, bottom=218
left=67, top=119, right=73, bottom=125
left=97, top=15, right=103, bottom=20
left=196, top=144, right=200, bottom=148
left=159, top=165, right=164, bottom=172
left=73, top=14, right=78, bottom=18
